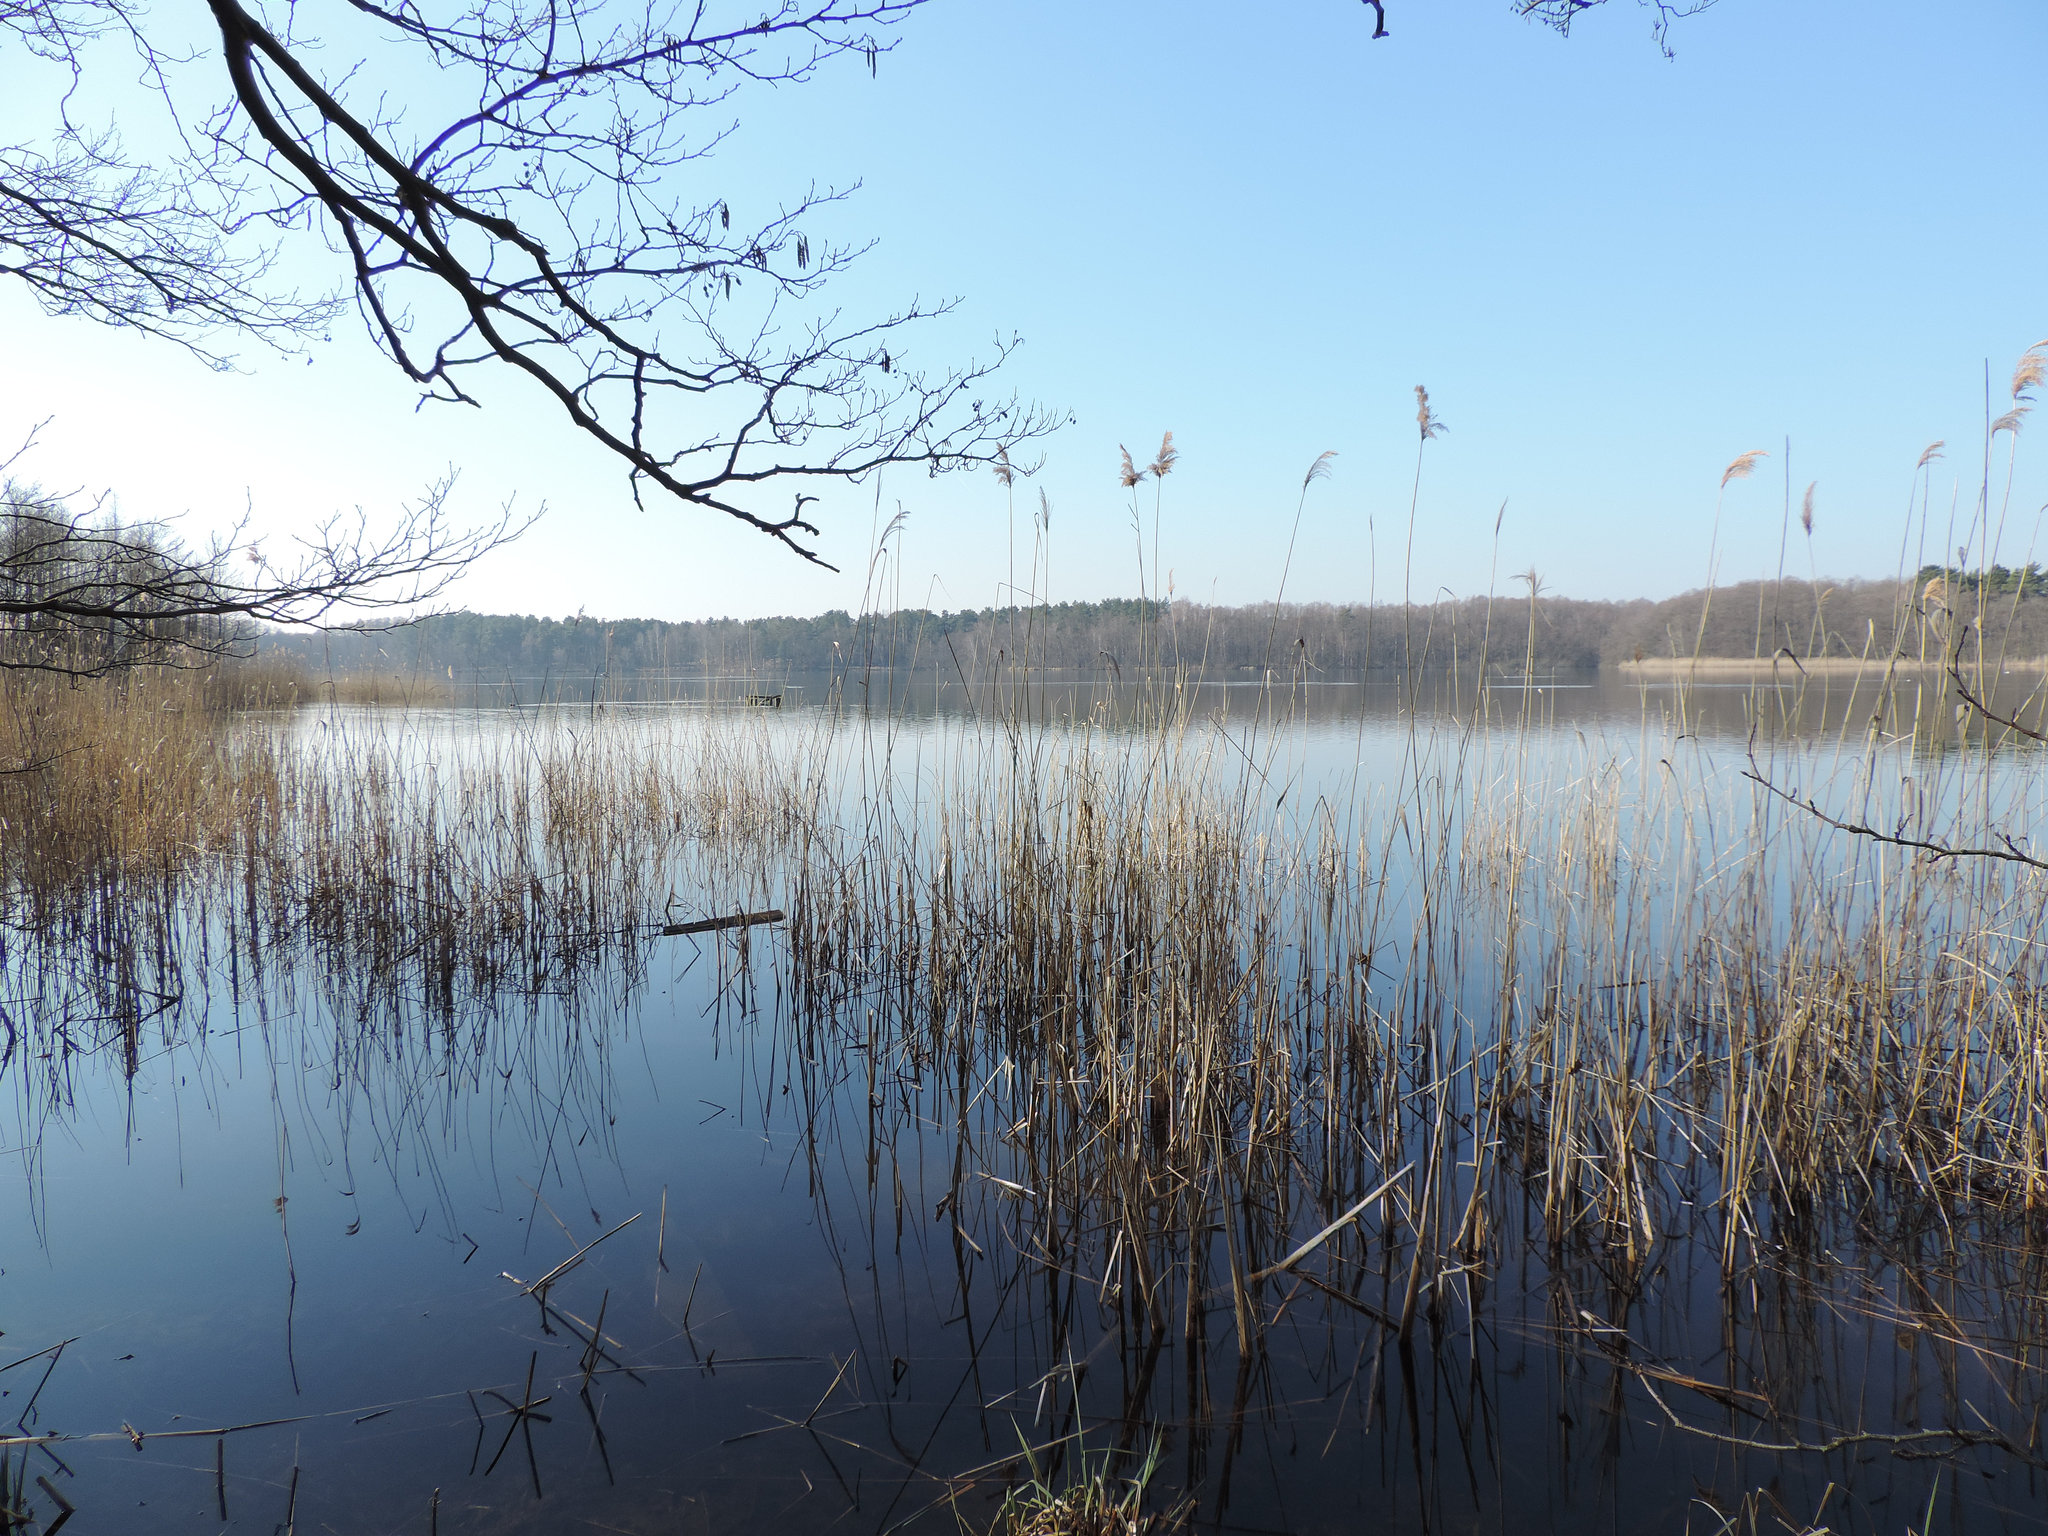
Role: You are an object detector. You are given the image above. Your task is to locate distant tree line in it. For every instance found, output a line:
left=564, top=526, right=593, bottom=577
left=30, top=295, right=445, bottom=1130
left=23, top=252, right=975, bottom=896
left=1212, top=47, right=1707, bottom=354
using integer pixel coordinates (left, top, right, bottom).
left=257, top=574, right=2048, bottom=682
left=1607, top=575, right=2048, bottom=665
left=1915, top=563, right=2043, bottom=600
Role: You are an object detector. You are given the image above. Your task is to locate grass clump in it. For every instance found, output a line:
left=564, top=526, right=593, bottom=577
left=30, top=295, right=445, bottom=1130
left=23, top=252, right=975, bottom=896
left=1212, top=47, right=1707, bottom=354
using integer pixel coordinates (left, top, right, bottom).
left=987, top=1438, right=1186, bottom=1536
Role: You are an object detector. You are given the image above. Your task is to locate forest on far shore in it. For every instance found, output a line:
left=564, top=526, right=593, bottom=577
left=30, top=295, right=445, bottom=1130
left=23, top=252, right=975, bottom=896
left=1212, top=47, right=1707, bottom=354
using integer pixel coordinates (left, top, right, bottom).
left=256, top=568, right=2048, bottom=680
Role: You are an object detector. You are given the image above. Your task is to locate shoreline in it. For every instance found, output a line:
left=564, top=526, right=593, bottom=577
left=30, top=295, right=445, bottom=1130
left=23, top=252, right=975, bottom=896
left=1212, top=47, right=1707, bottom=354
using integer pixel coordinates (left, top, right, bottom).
left=1616, top=654, right=2048, bottom=679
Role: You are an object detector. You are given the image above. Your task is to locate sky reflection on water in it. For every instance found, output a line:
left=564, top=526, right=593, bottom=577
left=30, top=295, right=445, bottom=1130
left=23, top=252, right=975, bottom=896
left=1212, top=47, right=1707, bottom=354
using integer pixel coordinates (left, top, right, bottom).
left=3, top=683, right=2046, bottom=1534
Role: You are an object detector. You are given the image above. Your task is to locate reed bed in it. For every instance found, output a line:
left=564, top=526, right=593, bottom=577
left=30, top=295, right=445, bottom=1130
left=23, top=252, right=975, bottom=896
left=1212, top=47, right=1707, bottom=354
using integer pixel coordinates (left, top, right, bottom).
left=0, top=670, right=815, bottom=1164
left=3, top=661, right=2046, bottom=1522
left=8, top=666, right=2046, bottom=1289
left=743, top=689, right=2048, bottom=1506
left=780, top=714, right=2048, bottom=1272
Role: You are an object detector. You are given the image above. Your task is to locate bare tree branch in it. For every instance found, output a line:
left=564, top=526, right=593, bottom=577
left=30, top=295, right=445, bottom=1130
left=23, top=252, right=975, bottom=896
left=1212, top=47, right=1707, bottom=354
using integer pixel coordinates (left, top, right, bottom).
left=0, top=133, right=336, bottom=364
left=1948, top=662, right=2048, bottom=745
left=1517, top=0, right=1719, bottom=56
left=0, top=475, right=528, bottom=676
left=1742, top=753, right=2047, bottom=872
left=6, top=0, right=1065, bottom=566
left=2, top=0, right=336, bottom=363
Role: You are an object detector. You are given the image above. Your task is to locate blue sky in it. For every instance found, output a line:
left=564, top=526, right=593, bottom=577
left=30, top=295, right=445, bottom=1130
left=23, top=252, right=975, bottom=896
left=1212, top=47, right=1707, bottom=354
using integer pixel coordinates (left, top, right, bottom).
left=2, top=0, right=2044, bottom=621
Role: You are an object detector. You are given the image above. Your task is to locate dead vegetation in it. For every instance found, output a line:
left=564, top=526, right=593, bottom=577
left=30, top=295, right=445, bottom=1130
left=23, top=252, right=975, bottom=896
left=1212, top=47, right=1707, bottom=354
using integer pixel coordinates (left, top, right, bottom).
left=1, top=648, right=2045, bottom=1528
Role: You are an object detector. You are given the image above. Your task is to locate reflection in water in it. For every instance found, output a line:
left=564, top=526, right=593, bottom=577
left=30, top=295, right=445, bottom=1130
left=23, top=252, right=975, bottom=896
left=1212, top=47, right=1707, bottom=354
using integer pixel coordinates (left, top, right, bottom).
left=440, top=657, right=2048, bottom=753
left=1, top=678, right=2045, bottom=1533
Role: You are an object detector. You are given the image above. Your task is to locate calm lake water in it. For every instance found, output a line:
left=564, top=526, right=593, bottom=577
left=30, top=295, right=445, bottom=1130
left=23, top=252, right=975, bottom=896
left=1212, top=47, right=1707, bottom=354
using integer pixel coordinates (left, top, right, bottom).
left=4, top=673, right=2046, bottom=1534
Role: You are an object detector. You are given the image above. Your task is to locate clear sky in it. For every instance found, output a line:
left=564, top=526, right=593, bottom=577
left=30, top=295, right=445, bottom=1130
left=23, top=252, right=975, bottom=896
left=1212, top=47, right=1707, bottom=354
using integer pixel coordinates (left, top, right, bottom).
left=3, top=0, right=2044, bottom=622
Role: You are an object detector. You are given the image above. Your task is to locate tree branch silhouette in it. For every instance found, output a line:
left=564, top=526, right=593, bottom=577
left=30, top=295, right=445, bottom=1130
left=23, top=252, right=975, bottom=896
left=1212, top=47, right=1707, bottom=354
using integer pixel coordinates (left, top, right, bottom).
left=5, top=0, right=1063, bottom=569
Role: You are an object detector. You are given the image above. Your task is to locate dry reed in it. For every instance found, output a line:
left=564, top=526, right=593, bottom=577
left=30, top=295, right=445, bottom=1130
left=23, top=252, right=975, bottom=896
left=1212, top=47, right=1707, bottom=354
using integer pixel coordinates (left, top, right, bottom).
left=4, top=650, right=2045, bottom=1510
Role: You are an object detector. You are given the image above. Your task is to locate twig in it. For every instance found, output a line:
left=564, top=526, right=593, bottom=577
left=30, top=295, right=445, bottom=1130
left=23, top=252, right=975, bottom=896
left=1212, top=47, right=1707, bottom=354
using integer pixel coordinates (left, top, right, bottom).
left=1637, top=1376, right=2041, bottom=1465
left=1949, top=664, right=2048, bottom=743
left=1742, top=759, right=2044, bottom=869
left=36, top=1475, right=74, bottom=1536
left=682, top=1261, right=705, bottom=1334
left=542, top=1301, right=644, bottom=1385
left=1248, top=1164, right=1413, bottom=1283
left=505, top=1212, right=641, bottom=1298
left=654, top=1186, right=669, bottom=1310
left=1290, top=1270, right=1398, bottom=1329
left=0, top=1414, right=317, bottom=1449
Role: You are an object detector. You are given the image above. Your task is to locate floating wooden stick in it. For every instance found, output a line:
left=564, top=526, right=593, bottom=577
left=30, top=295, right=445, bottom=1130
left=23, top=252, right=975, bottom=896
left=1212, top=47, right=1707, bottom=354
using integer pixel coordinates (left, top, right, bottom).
left=659, top=909, right=784, bottom=937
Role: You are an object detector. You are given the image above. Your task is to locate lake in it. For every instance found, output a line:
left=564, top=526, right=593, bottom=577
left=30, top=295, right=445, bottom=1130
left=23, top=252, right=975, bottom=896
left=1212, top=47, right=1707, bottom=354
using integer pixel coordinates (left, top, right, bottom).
left=3, top=669, right=2046, bottom=1534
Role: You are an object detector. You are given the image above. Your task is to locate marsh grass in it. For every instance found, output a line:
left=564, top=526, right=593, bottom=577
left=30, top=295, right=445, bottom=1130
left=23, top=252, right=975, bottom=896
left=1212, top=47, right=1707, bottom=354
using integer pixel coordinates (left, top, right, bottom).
left=9, top=654, right=2048, bottom=1301
left=0, top=666, right=818, bottom=1160
left=984, top=1433, right=1185, bottom=1536
left=4, top=587, right=2048, bottom=1524
left=615, top=664, right=2036, bottom=1535
left=310, top=669, right=464, bottom=707
left=774, top=701, right=2048, bottom=1315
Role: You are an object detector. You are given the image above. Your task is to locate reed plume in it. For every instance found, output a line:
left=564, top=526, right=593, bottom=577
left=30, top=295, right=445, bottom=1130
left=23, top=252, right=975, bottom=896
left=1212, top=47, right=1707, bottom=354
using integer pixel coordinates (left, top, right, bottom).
left=1148, top=431, right=1178, bottom=479
left=2012, top=340, right=2047, bottom=401
left=1721, top=449, right=1768, bottom=488
left=1414, top=385, right=1446, bottom=442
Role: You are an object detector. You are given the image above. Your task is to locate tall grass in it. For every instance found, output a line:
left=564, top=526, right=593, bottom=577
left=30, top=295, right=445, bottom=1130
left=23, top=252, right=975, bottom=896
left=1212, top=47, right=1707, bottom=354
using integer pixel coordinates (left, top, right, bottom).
left=4, top=412, right=2047, bottom=1522
left=0, top=666, right=816, bottom=1134
left=769, top=702, right=2048, bottom=1339
left=8, top=655, right=2046, bottom=1298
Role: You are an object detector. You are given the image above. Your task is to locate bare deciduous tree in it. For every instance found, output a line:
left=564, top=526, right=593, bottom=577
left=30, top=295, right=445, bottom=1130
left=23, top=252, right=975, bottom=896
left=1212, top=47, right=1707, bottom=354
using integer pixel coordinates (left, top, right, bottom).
left=1516, top=0, right=1720, bottom=54
left=4, top=0, right=1061, bottom=569
left=1359, top=0, right=1718, bottom=53
left=0, top=454, right=520, bottom=676
left=2, top=0, right=343, bottom=358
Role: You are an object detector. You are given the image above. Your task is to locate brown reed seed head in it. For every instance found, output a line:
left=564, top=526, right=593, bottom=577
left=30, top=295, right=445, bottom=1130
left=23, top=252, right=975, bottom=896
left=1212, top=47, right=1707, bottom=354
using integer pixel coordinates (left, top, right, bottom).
left=1721, top=450, right=1768, bottom=489
left=1149, top=431, right=1178, bottom=480
left=1919, top=440, right=1946, bottom=469
left=1118, top=446, right=1146, bottom=490
left=1414, top=386, right=1446, bottom=442
left=1302, top=450, right=1337, bottom=489
left=2012, top=341, right=2048, bottom=401
left=993, top=448, right=1015, bottom=488
left=1993, top=342, right=2045, bottom=437
left=1800, top=482, right=1816, bottom=537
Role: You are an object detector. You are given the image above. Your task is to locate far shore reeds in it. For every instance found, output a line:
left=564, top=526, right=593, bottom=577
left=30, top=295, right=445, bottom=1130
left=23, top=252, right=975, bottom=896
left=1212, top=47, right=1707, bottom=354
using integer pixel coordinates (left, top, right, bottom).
left=1620, top=652, right=2048, bottom=677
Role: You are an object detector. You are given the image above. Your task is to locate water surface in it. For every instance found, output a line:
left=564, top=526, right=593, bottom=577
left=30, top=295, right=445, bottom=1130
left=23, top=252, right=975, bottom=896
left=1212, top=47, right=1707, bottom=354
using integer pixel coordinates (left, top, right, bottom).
left=4, top=675, right=2046, bottom=1534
